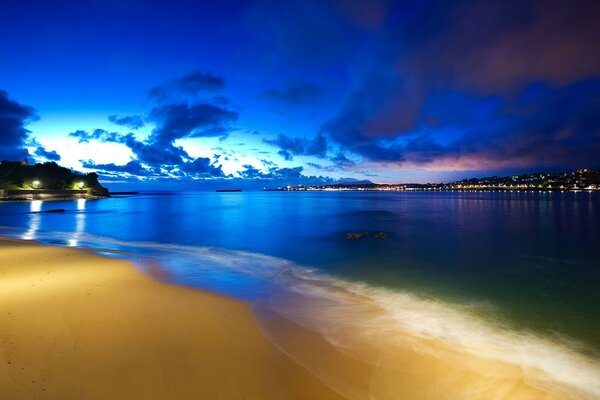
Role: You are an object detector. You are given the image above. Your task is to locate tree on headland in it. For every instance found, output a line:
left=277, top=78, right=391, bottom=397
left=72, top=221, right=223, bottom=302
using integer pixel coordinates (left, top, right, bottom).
left=0, top=160, right=108, bottom=195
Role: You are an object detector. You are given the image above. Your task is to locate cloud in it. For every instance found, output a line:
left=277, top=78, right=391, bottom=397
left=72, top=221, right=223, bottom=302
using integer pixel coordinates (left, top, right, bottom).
left=0, top=89, right=38, bottom=161
left=330, top=152, right=355, bottom=168
left=261, top=159, right=276, bottom=168
left=148, top=102, right=238, bottom=143
left=82, top=156, right=226, bottom=180
left=24, top=137, right=61, bottom=162
left=33, top=145, right=61, bottom=161
left=238, top=164, right=304, bottom=180
left=236, top=163, right=363, bottom=187
left=121, top=133, right=191, bottom=166
left=332, top=79, right=600, bottom=171
left=108, top=114, right=145, bottom=129
left=69, top=129, right=121, bottom=143
left=149, top=70, right=225, bottom=101
left=179, top=157, right=225, bottom=178
left=81, top=160, right=147, bottom=175
left=264, top=82, right=324, bottom=105
left=264, top=133, right=328, bottom=159
left=278, top=150, right=293, bottom=161
left=316, top=0, right=600, bottom=171
left=69, top=71, right=238, bottom=176
left=305, top=153, right=358, bottom=173
left=429, top=79, right=600, bottom=170
left=428, top=0, right=600, bottom=90
left=321, top=72, right=416, bottom=145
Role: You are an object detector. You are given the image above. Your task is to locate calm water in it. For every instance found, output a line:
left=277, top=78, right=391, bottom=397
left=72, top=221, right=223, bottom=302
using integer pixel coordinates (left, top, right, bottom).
left=1, top=191, right=599, bottom=356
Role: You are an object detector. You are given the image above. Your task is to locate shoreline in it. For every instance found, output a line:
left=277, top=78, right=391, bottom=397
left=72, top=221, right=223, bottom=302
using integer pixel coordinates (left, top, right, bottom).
left=1, top=237, right=598, bottom=399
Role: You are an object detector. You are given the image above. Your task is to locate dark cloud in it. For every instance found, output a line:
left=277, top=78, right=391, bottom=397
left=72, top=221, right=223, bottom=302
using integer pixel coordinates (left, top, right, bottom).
left=108, top=114, right=145, bottom=129
left=236, top=163, right=363, bottom=188
left=149, top=71, right=225, bottom=101
left=239, top=164, right=304, bottom=180
left=317, top=0, right=600, bottom=170
left=0, top=89, right=37, bottom=161
left=330, top=152, right=355, bottom=168
left=278, top=150, right=293, bottom=161
left=34, top=146, right=61, bottom=161
left=321, top=72, right=416, bottom=145
left=246, top=0, right=600, bottom=170
left=264, top=133, right=328, bottom=159
left=179, top=157, right=225, bottom=178
left=261, top=159, right=276, bottom=168
left=121, top=133, right=191, bottom=166
left=428, top=0, right=600, bottom=91
left=339, top=79, right=600, bottom=170
left=26, top=137, right=61, bottom=162
left=82, top=156, right=226, bottom=180
left=148, top=102, right=238, bottom=142
left=71, top=129, right=192, bottom=167
left=264, top=83, right=324, bottom=105
left=69, top=129, right=121, bottom=143
left=305, top=153, right=358, bottom=173
left=435, top=80, right=600, bottom=170
left=81, top=160, right=147, bottom=175
left=238, top=164, right=262, bottom=179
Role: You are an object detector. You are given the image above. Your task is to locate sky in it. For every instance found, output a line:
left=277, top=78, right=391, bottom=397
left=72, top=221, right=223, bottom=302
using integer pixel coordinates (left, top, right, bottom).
left=1, top=0, right=599, bottom=189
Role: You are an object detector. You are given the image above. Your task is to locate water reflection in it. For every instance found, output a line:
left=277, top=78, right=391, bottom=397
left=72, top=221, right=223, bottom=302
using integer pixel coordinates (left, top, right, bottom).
left=22, top=200, right=42, bottom=240
left=69, top=199, right=87, bottom=247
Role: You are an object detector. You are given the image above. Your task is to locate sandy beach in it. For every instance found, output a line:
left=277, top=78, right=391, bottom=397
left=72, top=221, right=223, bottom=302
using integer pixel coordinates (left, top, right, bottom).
left=0, top=238, right=596, bottom=399
left=0, top=239, right=344, bottom=400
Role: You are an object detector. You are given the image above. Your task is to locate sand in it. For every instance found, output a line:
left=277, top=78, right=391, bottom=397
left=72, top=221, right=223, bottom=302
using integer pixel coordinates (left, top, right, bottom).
left=0, top=239, right=345, bottom=400
left=0, top=238, right=594, bottom=399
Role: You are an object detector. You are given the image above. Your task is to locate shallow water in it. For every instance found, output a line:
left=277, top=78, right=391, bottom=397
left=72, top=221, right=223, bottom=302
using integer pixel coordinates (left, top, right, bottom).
left=1, top=191, right=600, bottom=396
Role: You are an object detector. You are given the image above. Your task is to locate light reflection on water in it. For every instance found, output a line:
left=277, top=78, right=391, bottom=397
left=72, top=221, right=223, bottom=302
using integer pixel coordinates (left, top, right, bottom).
left=70, top=199, right=87, bottom=247
left=22, top=200, right=42, bottom=240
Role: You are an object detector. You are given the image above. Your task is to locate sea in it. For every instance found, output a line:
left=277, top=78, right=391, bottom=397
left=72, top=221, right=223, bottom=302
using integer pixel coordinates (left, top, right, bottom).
left=1, top=190, right=599, bottom=396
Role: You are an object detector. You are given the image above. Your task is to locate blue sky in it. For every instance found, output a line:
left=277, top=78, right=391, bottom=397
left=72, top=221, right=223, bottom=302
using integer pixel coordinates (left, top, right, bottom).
left=1, top=0, right=599, bottom=189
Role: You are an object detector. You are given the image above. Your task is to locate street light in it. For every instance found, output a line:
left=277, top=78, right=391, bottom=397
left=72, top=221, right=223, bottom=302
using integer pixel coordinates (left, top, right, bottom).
left=77, top=181, right=85, bottom=189
left=32, top=180, right=40, bottom=189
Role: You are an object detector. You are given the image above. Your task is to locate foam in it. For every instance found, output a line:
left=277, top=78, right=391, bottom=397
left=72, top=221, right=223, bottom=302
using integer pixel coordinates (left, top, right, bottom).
left=270, top=280, right=600, bottom=397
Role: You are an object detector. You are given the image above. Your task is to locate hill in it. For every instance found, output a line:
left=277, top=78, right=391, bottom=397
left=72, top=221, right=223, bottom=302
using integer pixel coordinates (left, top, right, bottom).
left=0, top=160, right=108, bottom=196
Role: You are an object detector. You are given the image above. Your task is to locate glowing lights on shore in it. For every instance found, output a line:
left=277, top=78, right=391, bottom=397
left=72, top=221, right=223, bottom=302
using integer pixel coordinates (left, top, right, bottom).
left=78, top=181, right=85, bottom=189
left=32, top=180, right=40, bottom=188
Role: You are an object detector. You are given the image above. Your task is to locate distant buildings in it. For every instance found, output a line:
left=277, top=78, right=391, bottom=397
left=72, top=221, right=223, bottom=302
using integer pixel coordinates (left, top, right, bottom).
left=270, top=169, right=600, bottom=192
